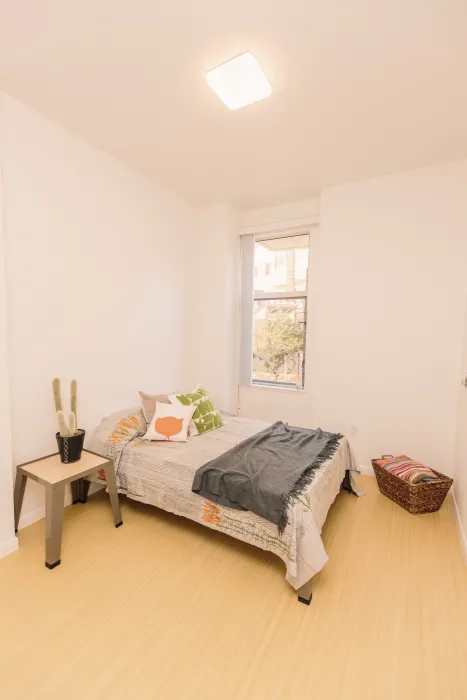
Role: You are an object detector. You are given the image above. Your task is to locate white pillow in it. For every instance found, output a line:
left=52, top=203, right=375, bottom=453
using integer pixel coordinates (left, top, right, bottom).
left=142, top=402, right=195, bottom=442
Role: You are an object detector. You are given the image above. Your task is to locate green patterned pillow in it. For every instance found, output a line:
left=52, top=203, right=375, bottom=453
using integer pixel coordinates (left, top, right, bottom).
left=169, top=386, right=223, bottom=436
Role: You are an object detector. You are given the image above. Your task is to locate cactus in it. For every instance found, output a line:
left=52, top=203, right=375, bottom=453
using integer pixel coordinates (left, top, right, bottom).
left=52, top=377, right=63, bottom=413
left=68, top=411, right=77, bottom=436
left=70, top=379, right=77, bottom=429
left=53, top=378, right=78, bottom=436
left=57, top=410, right=70, bottom=438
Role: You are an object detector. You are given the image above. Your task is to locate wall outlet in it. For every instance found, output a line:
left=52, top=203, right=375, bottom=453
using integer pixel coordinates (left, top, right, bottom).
left=350, top=425, right=359, bottom=437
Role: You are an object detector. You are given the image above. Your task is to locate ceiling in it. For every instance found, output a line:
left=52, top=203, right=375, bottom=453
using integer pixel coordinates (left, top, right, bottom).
left=1, top=0, right=467, bottom=207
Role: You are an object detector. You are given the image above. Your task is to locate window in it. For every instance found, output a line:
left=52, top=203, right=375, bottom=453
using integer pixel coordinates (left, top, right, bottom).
left=240, top=232, right=310, bottom=390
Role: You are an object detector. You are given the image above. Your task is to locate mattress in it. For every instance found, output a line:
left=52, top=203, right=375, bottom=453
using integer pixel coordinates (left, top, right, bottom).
left=89, top=410, right=359, bottom=590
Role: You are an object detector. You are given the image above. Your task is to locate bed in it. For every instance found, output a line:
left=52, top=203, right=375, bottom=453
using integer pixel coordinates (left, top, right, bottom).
left=88, top=409, right=359, bottom=604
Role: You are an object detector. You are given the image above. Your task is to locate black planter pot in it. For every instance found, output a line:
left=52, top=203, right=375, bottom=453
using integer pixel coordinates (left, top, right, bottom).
left=56, top=429, right=85, bottom=464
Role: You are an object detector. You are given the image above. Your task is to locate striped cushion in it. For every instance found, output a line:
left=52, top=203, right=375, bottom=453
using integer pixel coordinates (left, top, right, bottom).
left=374, top=455, right=441, bottom=484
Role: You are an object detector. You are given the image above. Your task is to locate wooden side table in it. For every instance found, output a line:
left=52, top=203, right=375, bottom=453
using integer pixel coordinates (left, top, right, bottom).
left=13, top=449, right=122, bottom=569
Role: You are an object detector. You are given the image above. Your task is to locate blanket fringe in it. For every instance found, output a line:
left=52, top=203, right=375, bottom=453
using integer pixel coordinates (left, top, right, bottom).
left=278, top=433, right=343, bottom=535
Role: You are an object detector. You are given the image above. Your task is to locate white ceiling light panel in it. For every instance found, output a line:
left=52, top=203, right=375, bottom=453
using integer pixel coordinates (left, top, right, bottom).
left=206, top=52, right=272, bottom=110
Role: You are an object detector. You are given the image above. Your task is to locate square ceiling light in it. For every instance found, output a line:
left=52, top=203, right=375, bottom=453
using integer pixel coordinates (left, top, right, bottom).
left=206, top=52, right=272, bottom=111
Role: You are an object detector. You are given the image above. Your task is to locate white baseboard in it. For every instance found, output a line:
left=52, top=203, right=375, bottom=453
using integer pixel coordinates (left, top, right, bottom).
left=358, top=463, right=375, bottom=476
left=16, top=482, right=104, bottom=531
left=451, top=492, right=467, bottom=565
left=0, top=535, right=19, bottom=559
left=18, top=504, right=47, bottom=530
left=18, top=490, right=73, bottom=530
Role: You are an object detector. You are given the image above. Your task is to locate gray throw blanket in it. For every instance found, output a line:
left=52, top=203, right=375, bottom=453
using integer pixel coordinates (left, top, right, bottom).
left=192, top=422, right=343, bottom=533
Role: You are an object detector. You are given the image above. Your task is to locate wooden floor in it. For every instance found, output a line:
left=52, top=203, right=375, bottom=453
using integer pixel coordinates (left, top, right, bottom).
left=1, top=476, right=466, bottom=700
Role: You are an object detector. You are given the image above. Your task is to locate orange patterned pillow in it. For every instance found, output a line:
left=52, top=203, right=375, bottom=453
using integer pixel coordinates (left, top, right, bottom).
left=141, top=402, right=196, bottom=442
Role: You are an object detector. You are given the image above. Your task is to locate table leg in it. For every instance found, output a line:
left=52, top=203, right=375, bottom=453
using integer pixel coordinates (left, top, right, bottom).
left=80, top=479, right=91, bottom=504
left=71, top=479, right=81, bottom=504
left=103, top=463, right=122, bottom=528
left=13, top=470, right=27, bottom=533
left=45, top=483, right=65, bottom=569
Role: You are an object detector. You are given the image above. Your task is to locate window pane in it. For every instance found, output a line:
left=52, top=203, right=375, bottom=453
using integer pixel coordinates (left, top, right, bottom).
left=254, top=234, right=309, bottom=293
left=252, top=298, right=306, bottom=388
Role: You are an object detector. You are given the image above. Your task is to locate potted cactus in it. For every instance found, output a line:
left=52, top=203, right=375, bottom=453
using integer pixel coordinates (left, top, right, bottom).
left=53, top=377, right=85, bottom=463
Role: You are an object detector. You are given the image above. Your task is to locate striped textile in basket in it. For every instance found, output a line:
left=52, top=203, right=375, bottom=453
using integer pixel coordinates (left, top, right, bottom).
left=373, top=455, right=441, bottom=484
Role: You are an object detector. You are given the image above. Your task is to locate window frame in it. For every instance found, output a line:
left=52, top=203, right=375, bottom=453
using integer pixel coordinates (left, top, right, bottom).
left=240, top=225, right=315, bottom=392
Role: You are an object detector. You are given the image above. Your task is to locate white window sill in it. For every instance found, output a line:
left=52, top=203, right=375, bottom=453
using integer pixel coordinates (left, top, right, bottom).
left=239, top=384, right=308, bottom=395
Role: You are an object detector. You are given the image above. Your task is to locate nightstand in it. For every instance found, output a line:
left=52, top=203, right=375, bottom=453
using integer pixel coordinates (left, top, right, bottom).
left=13, top=449, right=122, bottom=569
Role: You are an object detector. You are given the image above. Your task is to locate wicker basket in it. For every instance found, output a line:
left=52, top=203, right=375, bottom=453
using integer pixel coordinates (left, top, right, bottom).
left=372, top=459, right=453, bottom=514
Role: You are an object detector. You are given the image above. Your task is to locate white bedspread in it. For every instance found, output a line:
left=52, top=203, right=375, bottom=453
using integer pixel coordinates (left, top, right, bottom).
left=89, top=411, right=359, bottom=590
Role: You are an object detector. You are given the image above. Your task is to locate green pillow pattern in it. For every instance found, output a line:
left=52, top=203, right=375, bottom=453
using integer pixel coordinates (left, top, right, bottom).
left=171, top=386, right=223, bottom=435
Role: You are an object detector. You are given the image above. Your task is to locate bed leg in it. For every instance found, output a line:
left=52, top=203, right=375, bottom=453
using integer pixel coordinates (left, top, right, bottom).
left=297, top=581, right=312, bottom=605
left=342, top=469, right=352, bottom=493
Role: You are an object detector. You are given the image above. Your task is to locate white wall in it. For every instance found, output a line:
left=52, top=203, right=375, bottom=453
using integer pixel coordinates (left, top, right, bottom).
left=0, top=93, right=196, bottom=533
left=312, top=161, right=467, bottom=475
left=238, top=197, right=320, bottom=229
left=239, top=386, right=312, bottom=428
left=453, top=300, right=467, bottom=557
left=0, top=163, right=18, bottom=557
left=186, top=202, right=239, bottom=413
